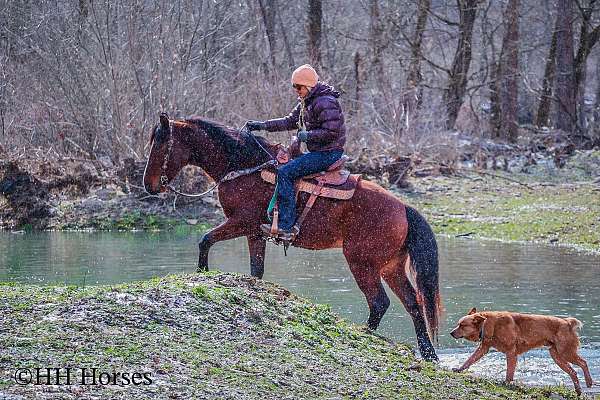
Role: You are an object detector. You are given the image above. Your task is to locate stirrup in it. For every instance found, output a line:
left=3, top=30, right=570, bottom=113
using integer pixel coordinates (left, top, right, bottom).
left=260, top=223, right=299, bottom=242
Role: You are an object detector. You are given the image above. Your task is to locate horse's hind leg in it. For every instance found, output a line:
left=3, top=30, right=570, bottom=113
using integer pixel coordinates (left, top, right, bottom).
left=347, top=261, right=390, bottom=331
left=198, top=218, right=247, bottom=272
left=246, top=235, right=266, bottom=279
left=381, top=251, right=437, bottom=361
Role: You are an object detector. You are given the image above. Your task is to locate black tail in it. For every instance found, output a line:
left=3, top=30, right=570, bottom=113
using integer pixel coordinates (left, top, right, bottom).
left=405, top=206, right=441, bottom=342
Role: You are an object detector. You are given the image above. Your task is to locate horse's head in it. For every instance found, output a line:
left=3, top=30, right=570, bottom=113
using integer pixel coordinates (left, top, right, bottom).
left=143, top=113, right=191, bottom=194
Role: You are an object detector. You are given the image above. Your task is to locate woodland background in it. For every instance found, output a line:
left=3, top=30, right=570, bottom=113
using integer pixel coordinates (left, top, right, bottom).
left=1, top=0, right=600, bottom=166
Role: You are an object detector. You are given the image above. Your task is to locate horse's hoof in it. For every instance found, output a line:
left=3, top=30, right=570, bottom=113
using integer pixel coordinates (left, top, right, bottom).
left=420, top=350, right=440, bottom=363
left=423, top=353, right=439, bottom=363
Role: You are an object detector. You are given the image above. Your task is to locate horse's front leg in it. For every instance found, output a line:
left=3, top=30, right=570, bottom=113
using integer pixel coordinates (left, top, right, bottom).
left=198, top=218, right=247, bottom=272
left=247, top=235, right=266, bottom=279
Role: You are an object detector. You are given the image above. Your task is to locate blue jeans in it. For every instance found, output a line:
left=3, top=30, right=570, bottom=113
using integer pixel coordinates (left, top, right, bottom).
left=276, top=149, right=343, bottom=230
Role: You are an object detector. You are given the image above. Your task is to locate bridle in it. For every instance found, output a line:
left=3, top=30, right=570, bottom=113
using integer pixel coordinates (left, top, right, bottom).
left=158, top=120, right=276, bottom=198
left=159, top=119, right=175, bottom=188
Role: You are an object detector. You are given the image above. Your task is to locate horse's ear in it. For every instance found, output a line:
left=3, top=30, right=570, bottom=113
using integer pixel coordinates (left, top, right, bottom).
left=159, top=113, right=170, bottom=130
left=468, top=307, right=477, bottom=315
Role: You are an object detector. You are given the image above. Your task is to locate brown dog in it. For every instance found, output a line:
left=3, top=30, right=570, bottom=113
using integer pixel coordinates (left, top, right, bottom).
left=450, top=308, right=593, bottom=395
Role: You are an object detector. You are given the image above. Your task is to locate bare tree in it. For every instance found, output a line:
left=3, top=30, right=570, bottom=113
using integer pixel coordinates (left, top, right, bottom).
left=369, top=0, right=394, bottom=126
left=573, top=0, right=600, bottom=135
left=403, top=0, right=431, bottom=119
left=554, top=0, right=577, bottom=133
left=535, top=27, right=557, bottom=128
left=498, top=0, right=520, bottom=142
left=443, top=0, right=480, bottom=130
left=257, top=0, right=277, bottom=69
left=307, top=0, right=322, bottom=70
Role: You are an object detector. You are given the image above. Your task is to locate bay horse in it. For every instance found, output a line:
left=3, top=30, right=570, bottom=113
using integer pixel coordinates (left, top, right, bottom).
left=143, top=113, right=441, bottom=361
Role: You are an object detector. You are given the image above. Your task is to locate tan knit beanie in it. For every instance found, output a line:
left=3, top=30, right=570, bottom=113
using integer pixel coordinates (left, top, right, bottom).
left=291, top=64, right=318, bottom=88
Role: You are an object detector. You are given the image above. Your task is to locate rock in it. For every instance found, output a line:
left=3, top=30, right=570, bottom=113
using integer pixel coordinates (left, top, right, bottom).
left=186, top=219, right=198, bottom=225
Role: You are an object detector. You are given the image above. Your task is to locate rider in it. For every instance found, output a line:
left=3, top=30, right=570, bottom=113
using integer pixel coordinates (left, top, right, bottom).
left=246, top=64, right=346, bottom=240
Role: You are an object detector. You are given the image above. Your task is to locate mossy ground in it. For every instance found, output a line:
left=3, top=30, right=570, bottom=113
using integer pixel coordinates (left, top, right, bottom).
left=0, top=273, right=583, bottom=399
left=399, top=171, right=600, bottom=253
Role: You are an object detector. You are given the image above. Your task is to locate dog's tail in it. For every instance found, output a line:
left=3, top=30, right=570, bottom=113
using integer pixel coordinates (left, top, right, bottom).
left=565, top=317, right=583, bottom=331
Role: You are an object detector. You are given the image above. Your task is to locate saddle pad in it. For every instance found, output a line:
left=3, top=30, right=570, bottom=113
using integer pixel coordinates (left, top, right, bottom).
left=260, top=170, right=359, bottom=200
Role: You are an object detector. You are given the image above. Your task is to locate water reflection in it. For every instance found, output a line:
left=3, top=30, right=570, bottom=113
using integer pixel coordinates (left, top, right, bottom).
left=0, top=232, right=598, bottom=388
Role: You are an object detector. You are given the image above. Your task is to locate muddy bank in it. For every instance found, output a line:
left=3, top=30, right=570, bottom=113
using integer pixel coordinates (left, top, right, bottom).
left=0, top=273, right=585, bottom=399
left=0, top=156, right=221, bottom=232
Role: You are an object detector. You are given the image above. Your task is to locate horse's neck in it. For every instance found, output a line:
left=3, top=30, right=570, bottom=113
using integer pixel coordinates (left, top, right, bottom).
left=187, top=132, right=274, bottom=181
left=189, top=149, right=229, bottom=182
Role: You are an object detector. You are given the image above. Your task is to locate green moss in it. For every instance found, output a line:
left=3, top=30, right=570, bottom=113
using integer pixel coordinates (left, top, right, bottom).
left=103, top=344, right=144, bottom=361
left=192, top=285, right=210, bottom=300
left=406, top=175, right=600, bottom=252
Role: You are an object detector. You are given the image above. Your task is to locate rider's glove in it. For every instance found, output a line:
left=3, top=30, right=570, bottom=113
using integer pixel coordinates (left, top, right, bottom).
left=246, top=120, right=266, bottom=131
left=297, top=130, right=309, bottom=142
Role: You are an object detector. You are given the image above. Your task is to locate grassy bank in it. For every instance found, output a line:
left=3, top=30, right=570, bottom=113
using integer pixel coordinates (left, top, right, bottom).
left=400, top=173, right=600, bottom=253
left=0, top=273, right=582, bottom=399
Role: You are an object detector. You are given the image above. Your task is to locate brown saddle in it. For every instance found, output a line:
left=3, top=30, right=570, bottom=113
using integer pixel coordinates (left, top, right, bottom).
left=260, top=153, right=360, bottom=200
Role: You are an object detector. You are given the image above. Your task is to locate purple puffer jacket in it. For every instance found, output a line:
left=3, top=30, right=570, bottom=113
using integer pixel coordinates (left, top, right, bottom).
left=264, top=82, right=346, bottom=152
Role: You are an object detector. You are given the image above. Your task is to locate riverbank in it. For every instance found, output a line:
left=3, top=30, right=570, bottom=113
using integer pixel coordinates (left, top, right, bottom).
left=400, top=172, right=600, bottom=253
left=1, top=150, right=599, bottom=252
left=0, top=272, right=586, bottom=399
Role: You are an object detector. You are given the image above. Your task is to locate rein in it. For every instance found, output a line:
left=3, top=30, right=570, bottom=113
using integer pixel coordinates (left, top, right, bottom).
left=159, top=122, right=276, bottom=198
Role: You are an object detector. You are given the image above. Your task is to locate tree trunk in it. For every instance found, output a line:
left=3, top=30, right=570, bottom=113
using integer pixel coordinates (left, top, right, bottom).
left=353, top=51, right=363, bottom=115
left=257, top=0, right=277, bottom=69
left=443, top=0, right=479, bottom=130
left=499, top=0, right=520, bottom=142
left=554, top=0, right=576, bottom=133
left=307, top=0, right=322, bottom=70
left=276, top=4, right=295, bottom=69
left=593, top=55, right=600, bottom=138
left=490, top=60, right=502, bottom=137
left=369, top=0, right=387, bottom=91
left=574, top=0, right=599, bottom=91
left=404, top=0, right=430, bottom=120
left=535, top=26, right=557, bottom=128
left=369, top=0, right=392, bottom=123
left=574, top=0, right=600, bottom=136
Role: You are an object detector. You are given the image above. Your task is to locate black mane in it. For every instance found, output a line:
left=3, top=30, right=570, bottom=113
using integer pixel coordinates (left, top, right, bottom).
left=186, top=118, right=274, bottom=167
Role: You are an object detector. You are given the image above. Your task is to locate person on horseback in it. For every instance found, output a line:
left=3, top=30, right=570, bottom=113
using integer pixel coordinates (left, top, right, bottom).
left=246, top=64, right=346, bottom=240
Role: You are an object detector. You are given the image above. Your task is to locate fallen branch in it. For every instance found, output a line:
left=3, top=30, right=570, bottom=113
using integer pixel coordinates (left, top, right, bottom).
left=464, top=169, right=535, bottom=190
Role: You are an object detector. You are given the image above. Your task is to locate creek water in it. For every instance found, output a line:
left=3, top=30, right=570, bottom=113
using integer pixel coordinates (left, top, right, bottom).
left=1, top=231, right=599, bottom=390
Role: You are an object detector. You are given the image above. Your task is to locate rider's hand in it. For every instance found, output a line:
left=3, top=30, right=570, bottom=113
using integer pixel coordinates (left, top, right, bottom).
left=246, top=120, right=265, bottom=131
left=297, top=130, right=309, bottom=142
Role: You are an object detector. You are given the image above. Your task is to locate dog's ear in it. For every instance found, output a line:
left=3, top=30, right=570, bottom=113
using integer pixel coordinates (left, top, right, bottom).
left=473, top=315, right=486, bottom=324
left=468, top=307, right=477, bottom=315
